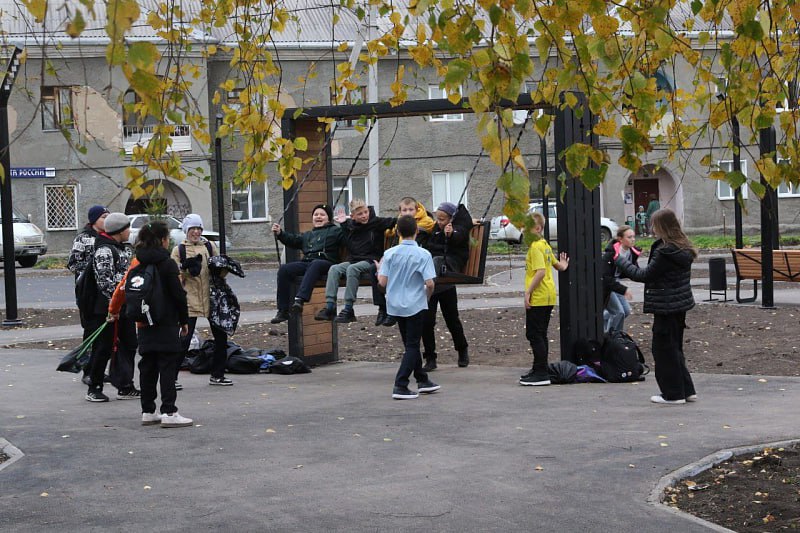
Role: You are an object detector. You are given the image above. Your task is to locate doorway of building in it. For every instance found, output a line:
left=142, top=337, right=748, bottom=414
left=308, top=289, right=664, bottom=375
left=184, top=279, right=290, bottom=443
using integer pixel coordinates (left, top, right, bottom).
left=634, top=178, right=659, bottom=211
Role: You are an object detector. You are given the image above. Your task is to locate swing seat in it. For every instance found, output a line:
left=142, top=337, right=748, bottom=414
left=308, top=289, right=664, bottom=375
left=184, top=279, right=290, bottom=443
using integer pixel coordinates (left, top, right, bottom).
left=313, top=220, right=490, bottom=287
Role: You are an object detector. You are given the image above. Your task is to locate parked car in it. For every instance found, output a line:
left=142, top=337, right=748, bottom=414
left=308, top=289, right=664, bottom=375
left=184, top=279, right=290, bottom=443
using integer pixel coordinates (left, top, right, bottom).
left=0, top=208, right=48, bottom=268
left=490, top=202, right=619, bottom=244
left=126, top=214, right=233, bottom=250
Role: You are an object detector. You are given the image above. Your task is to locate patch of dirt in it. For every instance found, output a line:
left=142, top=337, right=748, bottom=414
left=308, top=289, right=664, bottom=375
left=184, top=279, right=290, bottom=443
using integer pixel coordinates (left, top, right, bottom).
left=667, top=443, right=800, bottom=531
left=7, top=302, right=800, bottom=528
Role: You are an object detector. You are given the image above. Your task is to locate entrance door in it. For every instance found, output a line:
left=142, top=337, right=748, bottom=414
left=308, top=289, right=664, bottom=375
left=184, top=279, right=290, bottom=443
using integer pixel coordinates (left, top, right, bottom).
left=634, top=178, right=659, bottom=211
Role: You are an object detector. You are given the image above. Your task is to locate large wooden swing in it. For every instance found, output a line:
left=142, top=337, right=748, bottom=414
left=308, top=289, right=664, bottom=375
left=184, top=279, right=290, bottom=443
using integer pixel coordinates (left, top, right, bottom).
left=279, top=93, right=602, bottom=365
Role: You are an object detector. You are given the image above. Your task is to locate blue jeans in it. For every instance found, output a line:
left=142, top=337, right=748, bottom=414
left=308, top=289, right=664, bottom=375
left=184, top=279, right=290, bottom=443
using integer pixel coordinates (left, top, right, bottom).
left=276, top=260, right=333, bottom=310
left=604, top=292, right=631, bottom=333
left=394, top=310, right=429, bottom=388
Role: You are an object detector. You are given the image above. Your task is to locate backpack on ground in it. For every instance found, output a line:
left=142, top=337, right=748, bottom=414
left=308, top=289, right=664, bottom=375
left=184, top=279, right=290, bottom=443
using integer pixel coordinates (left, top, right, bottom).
left=548, top=360, right=578, bottom=384
left=269, top=356, right=312, bottom=375
left=600, top=331, right=650, bottom=383
left=124, top=263, right=167, bottom=326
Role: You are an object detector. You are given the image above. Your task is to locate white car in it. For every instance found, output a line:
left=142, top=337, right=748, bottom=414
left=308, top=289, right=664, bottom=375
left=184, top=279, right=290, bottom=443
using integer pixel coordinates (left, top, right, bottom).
left=0, top=208, right=48, bottom=268
left=127, top=214, right=233, bottom=250
left=490, top=202, right=619, bottom=244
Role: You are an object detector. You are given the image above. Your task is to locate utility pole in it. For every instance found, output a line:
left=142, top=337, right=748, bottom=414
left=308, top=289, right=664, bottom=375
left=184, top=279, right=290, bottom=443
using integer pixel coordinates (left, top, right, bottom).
left=1, top=46, right=22, bottom=327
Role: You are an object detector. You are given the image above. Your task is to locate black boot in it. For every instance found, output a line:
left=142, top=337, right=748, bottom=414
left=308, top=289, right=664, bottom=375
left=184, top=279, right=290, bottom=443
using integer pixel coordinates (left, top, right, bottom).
left=375, top=308, right=387, bottom=326
left=458, top=347, right=469, bottom=368
left=270, top=310, right=291, bottom=324
left=422, top=357, right=437, bottom=372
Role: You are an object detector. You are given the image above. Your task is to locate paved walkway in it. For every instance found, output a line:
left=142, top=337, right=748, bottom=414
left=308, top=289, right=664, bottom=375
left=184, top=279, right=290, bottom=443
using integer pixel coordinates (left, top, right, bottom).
left=1, top=350, right=798, bottom=531
left=2, top=259, right=799, bottom=530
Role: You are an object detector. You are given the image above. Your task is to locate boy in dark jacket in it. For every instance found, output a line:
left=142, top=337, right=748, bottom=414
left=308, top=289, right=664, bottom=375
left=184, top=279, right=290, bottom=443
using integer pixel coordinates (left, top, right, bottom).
left=68, top=205, right=109, bottom=279
left=316, top=199, right=395, bottom=323
left=84, top=212, right=139, bottom=403
left=271, top=204, right=344, bottom=323
left=421, top=202, right=472, bottom=370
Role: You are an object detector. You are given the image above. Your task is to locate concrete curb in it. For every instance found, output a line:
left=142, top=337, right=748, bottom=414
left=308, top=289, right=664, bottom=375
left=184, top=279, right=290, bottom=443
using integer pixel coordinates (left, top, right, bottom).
left=648, top=438, right=800, bottom=532
left=0, top=438, right=24, bottom=473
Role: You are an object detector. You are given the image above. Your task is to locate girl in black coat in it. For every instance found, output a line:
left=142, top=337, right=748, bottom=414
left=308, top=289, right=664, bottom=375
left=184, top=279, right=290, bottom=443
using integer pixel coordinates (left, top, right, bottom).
left=112, top=221, right=192, bottom=427
left=615, top=209, right=698, bottom=405
left=601, top=225, right=640, bottom=333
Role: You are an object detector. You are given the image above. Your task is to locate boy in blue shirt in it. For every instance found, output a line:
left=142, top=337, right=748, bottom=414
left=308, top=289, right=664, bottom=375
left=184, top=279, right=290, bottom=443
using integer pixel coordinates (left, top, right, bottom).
left=378, top=216, right=441, bottom=399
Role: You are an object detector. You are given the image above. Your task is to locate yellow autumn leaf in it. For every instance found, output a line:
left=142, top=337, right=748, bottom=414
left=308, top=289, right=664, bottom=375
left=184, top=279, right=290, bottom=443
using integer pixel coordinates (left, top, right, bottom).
left=593, top=119, right=616, bottom=137
left=592, top=15, right=619, bottom=38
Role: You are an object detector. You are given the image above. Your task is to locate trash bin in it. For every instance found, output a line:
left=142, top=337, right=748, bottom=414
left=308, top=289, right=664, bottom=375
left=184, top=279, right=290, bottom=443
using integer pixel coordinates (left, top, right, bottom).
left=708, top=258, right=726, bottom=290
left=705, top=257, right=729, bottom=301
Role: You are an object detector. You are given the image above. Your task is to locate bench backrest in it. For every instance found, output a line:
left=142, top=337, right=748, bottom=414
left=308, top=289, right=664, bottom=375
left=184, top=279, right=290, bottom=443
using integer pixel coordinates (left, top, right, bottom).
left=731, top=249, right=800, bottom=281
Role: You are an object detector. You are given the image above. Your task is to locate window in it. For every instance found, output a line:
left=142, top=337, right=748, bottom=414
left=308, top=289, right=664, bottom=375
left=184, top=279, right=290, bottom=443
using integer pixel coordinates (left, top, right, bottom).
left=776, top=81, right=798, bottom=112
left=42, top=87, right=74, bottom=130
left=231, top=181, right=268, bottom=221
left=428, top=85, right=463, bottom=121
left=432, top=171, right=468, bottom=208
left=716, top=160, right=749, bottom=200
left=776, top=159, right=800, bottom=197
left=226, top=88, right=244, bottom=113
left=330, top=86, right=366, bottom=127
left=44, top=185, right=78, bottom=230
left=332, top=176, right=367, bottom=215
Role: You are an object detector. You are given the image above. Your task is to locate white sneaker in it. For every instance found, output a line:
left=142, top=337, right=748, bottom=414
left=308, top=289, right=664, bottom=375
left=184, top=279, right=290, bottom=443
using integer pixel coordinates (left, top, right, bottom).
left=650, top=395, right=686, bottom=405
left=141, top=412, right=163, bottom=426
left=160, top=412, right=194, bottom=428
left=686, top=394, right=698, bottom=402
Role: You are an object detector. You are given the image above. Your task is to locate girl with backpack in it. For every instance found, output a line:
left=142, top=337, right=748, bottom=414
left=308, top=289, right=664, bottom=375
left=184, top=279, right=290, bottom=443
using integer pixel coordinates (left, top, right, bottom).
left=601, top=225, right=640, bottom=334
left=615, top=209, right=697, bottom=405
left=109, top=221, right=192, bottom=427
left=171, top=214, right=234, bottom=387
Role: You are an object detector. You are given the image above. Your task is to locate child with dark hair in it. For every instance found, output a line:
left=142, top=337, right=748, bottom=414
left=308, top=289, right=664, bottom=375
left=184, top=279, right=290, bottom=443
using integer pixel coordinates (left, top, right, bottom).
left=271, top=204, right=344, bottom=323
left=616, top=208, right=697, bottom=405
left=109, top=221, right=192, bottom=427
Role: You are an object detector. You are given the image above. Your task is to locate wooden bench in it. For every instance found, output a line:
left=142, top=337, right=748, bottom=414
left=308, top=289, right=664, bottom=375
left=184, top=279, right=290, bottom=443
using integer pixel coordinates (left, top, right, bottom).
left=731, top=249, right=800, bottom=302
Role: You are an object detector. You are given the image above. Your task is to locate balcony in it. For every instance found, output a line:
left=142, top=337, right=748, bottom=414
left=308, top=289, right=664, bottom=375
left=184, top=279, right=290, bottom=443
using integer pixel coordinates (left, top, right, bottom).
left=123, top=124, right=192, bottom=154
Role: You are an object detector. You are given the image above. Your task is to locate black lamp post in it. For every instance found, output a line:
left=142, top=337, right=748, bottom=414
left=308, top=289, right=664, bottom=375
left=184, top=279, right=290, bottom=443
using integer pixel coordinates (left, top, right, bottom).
left=1, top=46, right=22, bottom=327
left=214, top=113, right=227, bottom=255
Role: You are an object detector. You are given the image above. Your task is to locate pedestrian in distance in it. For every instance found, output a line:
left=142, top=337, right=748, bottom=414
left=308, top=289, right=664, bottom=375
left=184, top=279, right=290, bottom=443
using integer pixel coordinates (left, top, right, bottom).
left=519, top=211, right=569, bottom=386
left=635, top=205, right=648, bottom=237
left=270, top=204, right=344, bottom=323
left=601, top=225, right=640, bottom=334
left=171, top=214, right=233, bottom=387
left=421, top=202, right=471, bottom=370
left=372, top=196, right=435, bottom=326
left=615, top=208, right=697, bottom=405
left=377, top=215, right=440, bottom=400
left=109, top=221, right=193, bottom=427
left=84, top=212, right=140, bottom=402
left=645, top=194, right=660, bottom=235
left=316, top=198, right=395, bottom=323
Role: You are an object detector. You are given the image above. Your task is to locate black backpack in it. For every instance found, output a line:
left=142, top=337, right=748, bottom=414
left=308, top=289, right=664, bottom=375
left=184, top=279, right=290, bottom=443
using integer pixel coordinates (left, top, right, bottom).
left=124, top=262, right=166, bottom=325
left=600, top=331, right=650, bottom=383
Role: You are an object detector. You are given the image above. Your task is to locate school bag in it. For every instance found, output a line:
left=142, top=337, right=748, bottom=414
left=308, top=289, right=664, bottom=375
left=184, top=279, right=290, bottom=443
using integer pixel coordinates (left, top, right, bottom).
left=124, top=262, right=167, bottom=326
left=547, top=360, right=578, bottom=384
left=600, top=331, right=650, bottom=383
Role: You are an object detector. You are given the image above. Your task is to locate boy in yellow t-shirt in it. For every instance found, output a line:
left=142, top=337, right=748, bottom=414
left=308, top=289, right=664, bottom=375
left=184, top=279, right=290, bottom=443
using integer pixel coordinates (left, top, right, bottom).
left=520, top=211, right=569, bottom=386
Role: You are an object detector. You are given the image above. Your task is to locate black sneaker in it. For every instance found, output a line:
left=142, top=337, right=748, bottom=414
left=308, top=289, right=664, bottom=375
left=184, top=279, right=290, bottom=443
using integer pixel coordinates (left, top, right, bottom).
left=81, top=374, right=92, bottom=386
left=375, top=309, right=387, bottom=326
left=457, top=348, right=470, bottom=368
left=270, top=310, right=290, bottom=324
left=519, top=372, right=551, bottom=386
left=315, top=307, right=336, bottom=321
left=422, top=358, right=437, bottom=372
left=334, top=308, right=356, bottom=323
left=417, top=381, right=441, bottom=394
left=85, top=389, right=109, bottom=402
left=174, top=381, right=183, bottom=391
left=392, top=386, right=419, bottom=400
left=382, top=315, right=397, bottom=327
left=117, top=388, right=141, bottom=400
left=290, top=299, right=304, bottom=314
left=209, top=376, right=234, bottom=386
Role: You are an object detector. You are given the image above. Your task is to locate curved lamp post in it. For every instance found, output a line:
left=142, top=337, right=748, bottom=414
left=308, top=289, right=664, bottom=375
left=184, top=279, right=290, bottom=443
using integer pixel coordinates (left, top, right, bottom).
left=1, top=46, right=22, bottom=326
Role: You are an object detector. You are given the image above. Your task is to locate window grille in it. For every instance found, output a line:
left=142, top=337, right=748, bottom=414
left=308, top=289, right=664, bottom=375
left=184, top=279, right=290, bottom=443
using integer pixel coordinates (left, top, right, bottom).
left=45, top=185, right=78, bottom=230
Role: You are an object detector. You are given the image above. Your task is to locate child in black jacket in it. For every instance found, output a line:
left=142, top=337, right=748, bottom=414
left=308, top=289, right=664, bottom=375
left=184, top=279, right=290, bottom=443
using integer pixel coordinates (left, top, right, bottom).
left=615, top=209, right=697, bottom=405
